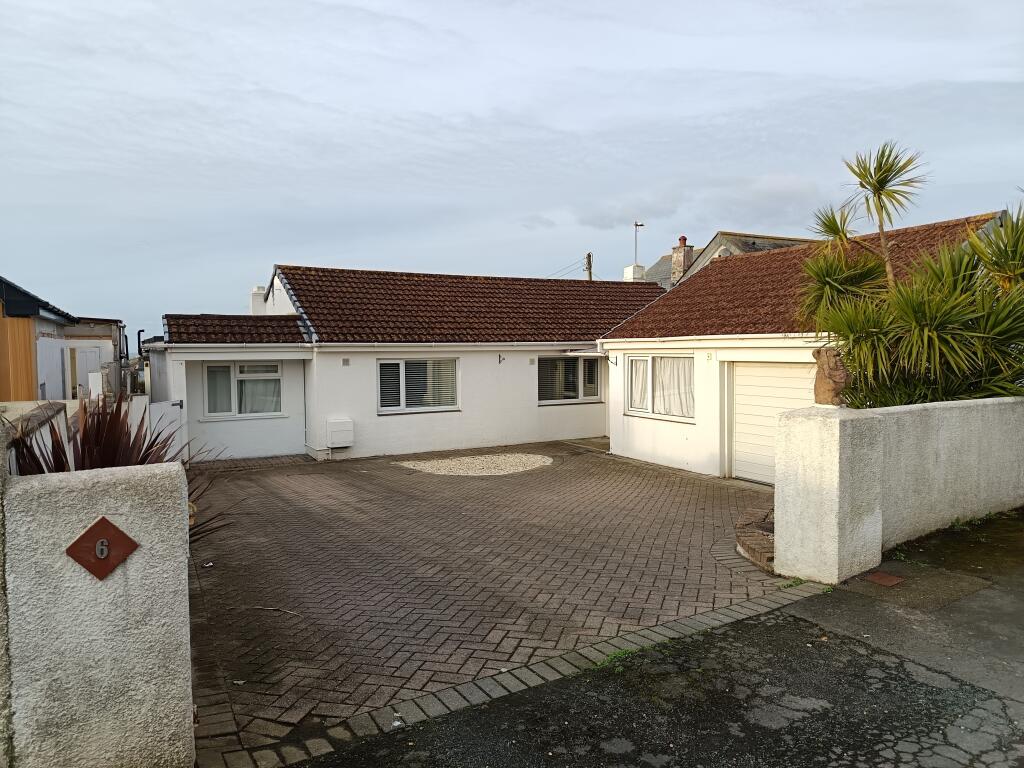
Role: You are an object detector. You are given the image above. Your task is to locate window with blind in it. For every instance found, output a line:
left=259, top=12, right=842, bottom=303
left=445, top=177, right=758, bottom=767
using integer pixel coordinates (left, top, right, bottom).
left=626, top=355, right=694, bottom=420
left=538, top=357, right=600, bottom=403
left=378, top=359, right=458, bottom=412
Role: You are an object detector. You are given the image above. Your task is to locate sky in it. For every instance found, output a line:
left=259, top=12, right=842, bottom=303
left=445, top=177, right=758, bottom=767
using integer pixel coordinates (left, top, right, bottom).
left=3, top=0, right=1023, bottom=344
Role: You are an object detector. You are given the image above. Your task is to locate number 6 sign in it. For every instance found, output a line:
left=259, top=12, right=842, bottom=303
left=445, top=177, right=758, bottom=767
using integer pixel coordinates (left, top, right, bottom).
left=66, top=517, right=138, bottom=580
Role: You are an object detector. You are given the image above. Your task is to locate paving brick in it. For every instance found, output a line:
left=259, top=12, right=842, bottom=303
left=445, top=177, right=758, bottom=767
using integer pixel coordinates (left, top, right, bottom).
left=455, top=682, right=490, bottom=705
left=251, top=750, right=283, bottom=768
left=223, top=751, right=256, bottom=768
left=493, top=672, right=527, bottom=693
left=196, top=749, right=227, bottom=768
left=577, top=646, right=608, bottom=664
left=510, top=667, right=546, bottom=687
left=346, top=712, right=379, bottom=737
left=528, top=662, right=562, bottom=682
left=414, top=693, right=449, bottom=718
left=393, top=699, right=429, bottom=724
left=436, top=687, right=471, bottom=711
left=561, top=651, right=596, bottom=670
left=546, top=656, right=580, bottom=676
left=370, top=707, right=403, bottom=732
left=244, top=720, right=292, bottom=739
left=278, top=745, right=309, bottom=765
left=190, top=443, right=786, bottom=749
left=305, top=738, right=333, bottom=757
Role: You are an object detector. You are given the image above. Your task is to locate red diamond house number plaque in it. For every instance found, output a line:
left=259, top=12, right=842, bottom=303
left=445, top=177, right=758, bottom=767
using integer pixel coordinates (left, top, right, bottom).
left=66, top=516, right=139, bottom=580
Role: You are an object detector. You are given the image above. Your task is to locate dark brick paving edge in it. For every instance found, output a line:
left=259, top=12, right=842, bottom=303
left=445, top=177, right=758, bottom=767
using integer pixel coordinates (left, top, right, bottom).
left=205, top=581, right=827, bottom=768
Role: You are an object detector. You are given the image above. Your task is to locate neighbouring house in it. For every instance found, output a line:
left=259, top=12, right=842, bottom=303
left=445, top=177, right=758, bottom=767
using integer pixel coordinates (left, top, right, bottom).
left=0, top=275, right=126, bottom=402
left=145, top=268, right=663, bottom=460
left=631, top=231, right=811, bottom=289
left=599, top=212, right=1002, bottom=484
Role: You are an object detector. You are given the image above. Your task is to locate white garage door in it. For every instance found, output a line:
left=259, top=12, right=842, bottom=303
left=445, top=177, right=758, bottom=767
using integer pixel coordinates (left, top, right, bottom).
left=731, top=362, right=816, bottom=484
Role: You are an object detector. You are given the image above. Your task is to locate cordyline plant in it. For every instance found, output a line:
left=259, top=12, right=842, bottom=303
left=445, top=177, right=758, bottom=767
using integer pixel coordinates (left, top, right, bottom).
left=801, top=176, right=1024, bottom=410
left=6, top=395, right=228, bottom=543
left=9, top=393, right=184, bottom=474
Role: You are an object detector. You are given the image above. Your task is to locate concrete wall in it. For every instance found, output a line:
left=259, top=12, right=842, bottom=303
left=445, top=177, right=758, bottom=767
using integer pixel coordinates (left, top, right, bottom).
left=775, top=398, right=1024, bottom=584
left=601, top=337, right=817, bottom=477
left=306, top=348, right=607, bottom=459
left=185, top=358, right=306, bottom=459
left=2, top=462, right=193, bottom=768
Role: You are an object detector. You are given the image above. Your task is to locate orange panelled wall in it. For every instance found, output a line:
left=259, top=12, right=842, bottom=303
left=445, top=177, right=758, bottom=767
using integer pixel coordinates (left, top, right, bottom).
left=0, top=299, right=38, bottom=400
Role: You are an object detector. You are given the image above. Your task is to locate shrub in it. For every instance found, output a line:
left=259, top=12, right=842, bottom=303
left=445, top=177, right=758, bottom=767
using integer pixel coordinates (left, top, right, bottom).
left=9, top=393, right=184, bottom=475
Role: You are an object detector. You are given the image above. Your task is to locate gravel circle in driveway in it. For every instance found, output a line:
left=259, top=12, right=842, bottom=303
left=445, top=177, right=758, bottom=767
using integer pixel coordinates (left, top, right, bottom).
left=395, top=453, right=554, bottom=475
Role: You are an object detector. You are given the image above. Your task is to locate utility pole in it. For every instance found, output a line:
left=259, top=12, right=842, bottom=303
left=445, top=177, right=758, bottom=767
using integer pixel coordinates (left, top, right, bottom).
left=584, top=252, right=593, bottom=281
left=633, top=221, right=644, bottom=265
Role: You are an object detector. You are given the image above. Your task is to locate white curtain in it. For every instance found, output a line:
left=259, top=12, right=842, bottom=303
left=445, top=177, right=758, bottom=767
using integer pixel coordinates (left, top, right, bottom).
left=238, top=378, right=282, bottom=414
left=629, top=358, right=648, bottom=410
left=206, top=366, right=232, bottom=413
left=653, top=356, right=694, bottom=418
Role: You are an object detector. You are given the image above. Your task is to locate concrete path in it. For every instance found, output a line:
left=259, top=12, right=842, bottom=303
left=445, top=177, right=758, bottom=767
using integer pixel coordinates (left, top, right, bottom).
left=298, top=510, right=1024, bottom=767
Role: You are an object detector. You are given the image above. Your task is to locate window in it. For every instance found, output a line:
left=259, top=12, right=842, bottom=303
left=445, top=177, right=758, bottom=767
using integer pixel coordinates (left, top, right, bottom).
left=626, top=355, right=694, bottom=420
left=378, top=359, right=458, bottom=413
left=538, top=357, right=600, bottom=403
left=204, top=362, right=283, bottom=417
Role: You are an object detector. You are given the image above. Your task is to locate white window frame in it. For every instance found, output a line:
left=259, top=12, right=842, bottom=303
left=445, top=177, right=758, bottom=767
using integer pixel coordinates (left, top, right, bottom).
left=376, top=358, right=460, bottom=415
left=202, top=361, right=284, bottom=419
left=625, top=354, right=695, bottom=423
left=537, top=355, right=602, bottom=406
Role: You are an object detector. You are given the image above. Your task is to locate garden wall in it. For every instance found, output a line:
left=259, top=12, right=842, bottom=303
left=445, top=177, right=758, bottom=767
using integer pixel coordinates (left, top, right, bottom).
left=774, top=397, right=1024, bottom=583
left=0, top=461, right=193, bottom=768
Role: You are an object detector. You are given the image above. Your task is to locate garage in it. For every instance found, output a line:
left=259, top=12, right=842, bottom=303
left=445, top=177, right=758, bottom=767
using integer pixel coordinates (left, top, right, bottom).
left=731, top=362, right=816, bottom=484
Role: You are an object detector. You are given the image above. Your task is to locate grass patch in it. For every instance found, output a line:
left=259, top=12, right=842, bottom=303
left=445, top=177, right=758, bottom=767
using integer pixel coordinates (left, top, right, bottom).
left=780, top=578, right=806, bottom=589
left=596, top=647, right=639, bottom=672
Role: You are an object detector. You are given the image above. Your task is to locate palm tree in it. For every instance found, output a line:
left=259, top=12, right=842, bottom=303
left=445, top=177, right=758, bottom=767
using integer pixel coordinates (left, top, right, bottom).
left=844, top=141, right=927, bottom=285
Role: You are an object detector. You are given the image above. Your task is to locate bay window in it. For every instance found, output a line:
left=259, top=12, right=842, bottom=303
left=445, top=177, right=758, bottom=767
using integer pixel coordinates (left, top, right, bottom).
left=626, top=355, right=694, bottom=420
left=204, top=362, right=283, bottom=417
left=378, top=358, right=458, bottom=413
left=538, top=356, right=600, bottom=403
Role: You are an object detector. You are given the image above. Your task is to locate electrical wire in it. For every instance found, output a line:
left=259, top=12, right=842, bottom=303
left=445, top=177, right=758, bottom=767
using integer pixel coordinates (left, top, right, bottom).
left=544, top=258, right=585, bottom=279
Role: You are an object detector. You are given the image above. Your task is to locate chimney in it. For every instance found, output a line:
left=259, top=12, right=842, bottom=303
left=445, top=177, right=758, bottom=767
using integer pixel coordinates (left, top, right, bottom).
left=251, top=285, right=266, bottom=315
left=623, top=264, right=646, bottom=282
left=669, top=235, right=695, bottom=285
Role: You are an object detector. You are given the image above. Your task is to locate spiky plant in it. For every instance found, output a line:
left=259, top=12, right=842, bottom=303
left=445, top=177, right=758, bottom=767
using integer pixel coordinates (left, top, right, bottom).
left=843, top=141, right=927, bottom=285
left=799, top=248, right=887, bottom=329
left=808, top=220, right=1024, bottom=408
left=967, top=206, right=1024, bottom=292
left=10, top=393, right=184, bottom=475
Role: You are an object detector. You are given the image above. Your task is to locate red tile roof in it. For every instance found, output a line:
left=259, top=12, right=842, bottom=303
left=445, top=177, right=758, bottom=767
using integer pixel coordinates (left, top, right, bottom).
left=164, top=314, right=307, bottom=344
left=604, top=213, right=1000, bottom=340
left=274, top=266, right=664, bottom=343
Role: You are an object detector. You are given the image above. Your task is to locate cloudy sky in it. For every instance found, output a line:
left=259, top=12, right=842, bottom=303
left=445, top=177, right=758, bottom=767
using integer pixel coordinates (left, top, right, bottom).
left=3, top=1, right=1023, bottom=341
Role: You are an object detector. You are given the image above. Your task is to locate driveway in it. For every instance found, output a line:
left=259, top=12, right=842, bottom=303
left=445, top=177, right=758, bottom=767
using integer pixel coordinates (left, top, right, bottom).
left=305, top=510, right=1024, bottom=768
left=189, top=441, right=786, bottom=766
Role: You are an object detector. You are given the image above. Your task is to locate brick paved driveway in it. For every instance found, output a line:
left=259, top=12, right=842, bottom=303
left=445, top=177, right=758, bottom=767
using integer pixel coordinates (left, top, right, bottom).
left=190, top=441, right=783, bottom=764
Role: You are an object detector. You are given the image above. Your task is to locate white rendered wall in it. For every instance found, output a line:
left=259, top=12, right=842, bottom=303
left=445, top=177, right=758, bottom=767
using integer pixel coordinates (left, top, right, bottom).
left=306, top=348, right=607, bottom=459
left=262, top=275, right=298, bottom=316
left=184, top=359, right=306, bottom=459
left=2, top=463, right=193, bottom=768
left=775, top=398, right=1024, bottom=583
left=601, top=337, right=818, bottom=478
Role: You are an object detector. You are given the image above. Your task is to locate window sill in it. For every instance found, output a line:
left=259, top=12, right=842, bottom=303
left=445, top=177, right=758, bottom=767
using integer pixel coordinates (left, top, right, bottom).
left=377, top=407, right=461, bottom=416
left=624, top=410, right=695, bottom=425
left=199, top=413, right=289, bottom=423
left=538, top=399, right=603, bottom=407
